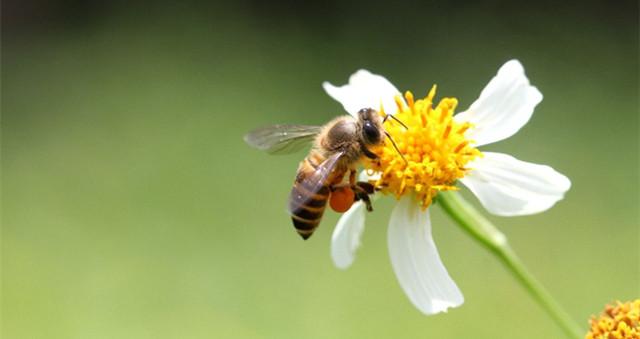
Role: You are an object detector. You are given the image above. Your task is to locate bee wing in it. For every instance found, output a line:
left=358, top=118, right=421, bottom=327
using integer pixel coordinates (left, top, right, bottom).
left=288, top=151, right=344, bottom=214
left=244, top=124, right=322, bottom=155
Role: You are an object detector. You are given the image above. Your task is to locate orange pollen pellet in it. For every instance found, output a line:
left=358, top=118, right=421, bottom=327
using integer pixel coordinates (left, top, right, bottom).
left=329, top=187, right=355, bottom=213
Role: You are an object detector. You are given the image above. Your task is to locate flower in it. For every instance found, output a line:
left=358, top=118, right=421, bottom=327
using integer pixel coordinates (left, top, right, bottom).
left=586, top=300, right=640, bottom=339
left=322, top=60, right=571, bottom=315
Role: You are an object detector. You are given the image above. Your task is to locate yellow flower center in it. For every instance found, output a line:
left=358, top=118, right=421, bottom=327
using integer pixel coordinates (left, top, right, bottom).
left=586, top=300, right=640, bottom=339
left=364, top=86, right=481, bottom=208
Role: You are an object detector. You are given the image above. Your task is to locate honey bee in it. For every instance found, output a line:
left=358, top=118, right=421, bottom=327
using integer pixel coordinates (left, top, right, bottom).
left=245, top=108, right=405, bottom=240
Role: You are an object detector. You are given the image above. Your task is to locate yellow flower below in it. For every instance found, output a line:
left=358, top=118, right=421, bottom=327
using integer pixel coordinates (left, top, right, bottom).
left=365, top=86, right=482, bottom=208
left=585, top=300, right=640, bottom=339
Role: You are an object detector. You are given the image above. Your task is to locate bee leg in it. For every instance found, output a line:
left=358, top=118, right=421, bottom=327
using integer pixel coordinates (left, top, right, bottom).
left=332, top=171, right=374, bottom=211
left=329, top=182, right=350, bottom=191
left=361, top=145, right=379, bottom=160
left=353, top=182, right=374, bottom=212
left=354, top=191, right=373, bottom=211
left=356, top=192, right=373, bottom=212
left=355, top=181, right=375, bottom=195
left=328, top=170, right=357, bottom=192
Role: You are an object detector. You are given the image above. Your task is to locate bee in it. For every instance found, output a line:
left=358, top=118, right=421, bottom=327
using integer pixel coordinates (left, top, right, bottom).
left=245, top=108, right=405, bottom=240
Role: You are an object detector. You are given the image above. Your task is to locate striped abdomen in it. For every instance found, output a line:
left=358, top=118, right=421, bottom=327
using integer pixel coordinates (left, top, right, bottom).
left=289, top=180, right=330, bottom=240
left=288, top=151, right=343, bottom=240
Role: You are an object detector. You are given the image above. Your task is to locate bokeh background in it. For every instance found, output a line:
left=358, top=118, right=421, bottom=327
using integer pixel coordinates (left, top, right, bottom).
left=3, top=1, right=638, bottom=338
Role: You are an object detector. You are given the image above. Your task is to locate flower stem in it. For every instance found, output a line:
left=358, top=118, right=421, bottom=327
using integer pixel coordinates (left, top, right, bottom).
left=437, top=191, right=583, bottom=339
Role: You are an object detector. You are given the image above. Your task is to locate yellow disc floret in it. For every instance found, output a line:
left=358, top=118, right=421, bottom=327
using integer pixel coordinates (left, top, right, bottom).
left=586, top=300, right=640, bottom=339
left=365, top=86, right=481, bottom=208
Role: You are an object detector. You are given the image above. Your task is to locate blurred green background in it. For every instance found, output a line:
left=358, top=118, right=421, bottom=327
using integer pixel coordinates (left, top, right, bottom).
left=2, top=1, right=638, bottom=338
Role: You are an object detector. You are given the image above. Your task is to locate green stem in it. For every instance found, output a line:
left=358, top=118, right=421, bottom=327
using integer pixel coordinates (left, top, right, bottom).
left=438, top=191, right=584, bottom=339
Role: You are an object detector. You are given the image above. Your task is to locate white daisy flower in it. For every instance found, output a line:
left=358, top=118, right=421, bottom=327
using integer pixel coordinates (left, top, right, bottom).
left=323, top=60, right=571, bottom=315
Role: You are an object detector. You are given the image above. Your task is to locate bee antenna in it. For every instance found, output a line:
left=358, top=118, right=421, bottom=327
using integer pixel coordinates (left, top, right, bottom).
left=384, top=131, right=407, bottom=164
left=383, top=114, right=409, bottom=130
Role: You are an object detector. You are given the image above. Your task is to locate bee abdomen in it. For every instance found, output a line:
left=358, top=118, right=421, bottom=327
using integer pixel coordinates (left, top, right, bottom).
left=289, top=184, right=329, bottom=240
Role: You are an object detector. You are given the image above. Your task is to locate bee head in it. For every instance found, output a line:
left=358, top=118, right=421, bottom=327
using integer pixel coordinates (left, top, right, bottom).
left=358, top=107, right=408, bottom=163
left=357, top=108, right=384, bottom=145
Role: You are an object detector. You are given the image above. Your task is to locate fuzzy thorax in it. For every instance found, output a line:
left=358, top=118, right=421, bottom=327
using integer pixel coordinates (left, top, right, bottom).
left=364, top=86, right=482, bottom=208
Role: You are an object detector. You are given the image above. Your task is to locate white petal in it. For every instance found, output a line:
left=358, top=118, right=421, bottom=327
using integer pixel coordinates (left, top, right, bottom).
left=460, top=152, right=571, bottom=216
left=331, top=201, right=366, bottom=269
left=388, top=196, right=464, bottom=315
left=454, top=60, right=543, bottom=146
left=323, top=70, right=404, bottom=116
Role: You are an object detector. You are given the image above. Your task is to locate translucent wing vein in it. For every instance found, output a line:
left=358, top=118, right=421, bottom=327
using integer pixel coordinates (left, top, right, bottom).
left=244, top=124, right=321, bottom=155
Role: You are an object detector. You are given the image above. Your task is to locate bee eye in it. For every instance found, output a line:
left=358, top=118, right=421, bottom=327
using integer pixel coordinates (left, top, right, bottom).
left=363, top=121, right=380, bottom=143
